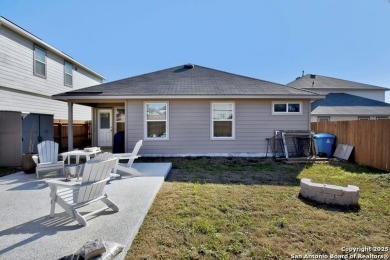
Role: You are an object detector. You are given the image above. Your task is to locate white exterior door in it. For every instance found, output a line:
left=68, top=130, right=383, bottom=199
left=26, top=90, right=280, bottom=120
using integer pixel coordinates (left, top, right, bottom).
left=98, top=109, right=112, bottom=147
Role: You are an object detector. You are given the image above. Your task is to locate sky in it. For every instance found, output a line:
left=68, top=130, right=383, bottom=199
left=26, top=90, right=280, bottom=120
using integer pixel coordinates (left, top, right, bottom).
left=1, top=0, right=390, bottom=102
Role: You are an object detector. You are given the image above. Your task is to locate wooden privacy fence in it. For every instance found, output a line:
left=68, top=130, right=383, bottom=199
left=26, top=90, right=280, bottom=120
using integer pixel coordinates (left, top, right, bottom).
left=311, top=120, right=390, bottom=171
left=54, top=121, right=91, bottom=152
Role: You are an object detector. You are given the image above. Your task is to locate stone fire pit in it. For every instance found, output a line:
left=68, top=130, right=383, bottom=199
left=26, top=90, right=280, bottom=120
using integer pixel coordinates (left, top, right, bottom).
left=299, top=178, right=359, bottom=206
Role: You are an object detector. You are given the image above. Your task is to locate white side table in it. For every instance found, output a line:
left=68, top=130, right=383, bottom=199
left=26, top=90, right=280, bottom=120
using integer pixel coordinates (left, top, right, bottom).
left=60, top=148, right=101, bottom=164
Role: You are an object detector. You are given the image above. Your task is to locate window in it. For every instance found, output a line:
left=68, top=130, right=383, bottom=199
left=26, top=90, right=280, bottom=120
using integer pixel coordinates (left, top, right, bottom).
left=272, top=102, right=302, bottom=115
left=64, top=61, right=73, bottom=86
left=211, top=102, right=235, bottom=139
left=115, top=107, right=125, bottom=133
left=318, top=116, right=330, bottom=122
left=145, top=102, right=168, bottom=140
left=34, top=46, right=46, bottom=77
left=358, top=116, right=370, bottom=120
left=376, top=116, right=389, bottom=120
left=99, top=112, right=110, bottom=128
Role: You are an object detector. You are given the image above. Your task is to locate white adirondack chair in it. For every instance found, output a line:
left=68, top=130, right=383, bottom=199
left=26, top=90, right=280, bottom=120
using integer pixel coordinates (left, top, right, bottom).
left=91, top=152, right=117, bottom=177
left=32, top=141, right=65, bottom=179
left=112, top=140, right=143, bottom=177
left=46, top=157, right=119, bottom=226
left=93, top=152, right=115, bottom=161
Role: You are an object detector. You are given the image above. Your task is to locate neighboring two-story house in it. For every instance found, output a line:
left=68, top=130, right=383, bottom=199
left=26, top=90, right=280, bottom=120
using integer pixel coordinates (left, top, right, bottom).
left=0, top=16, right=105, bottom=120
left=0, top=17, right=105, bottom=166
left=287, top=74, right=390, bottom=122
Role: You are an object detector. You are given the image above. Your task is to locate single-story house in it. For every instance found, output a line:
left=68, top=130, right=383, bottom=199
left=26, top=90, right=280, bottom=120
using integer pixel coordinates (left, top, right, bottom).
left=53, top=64, right=323, bottom=156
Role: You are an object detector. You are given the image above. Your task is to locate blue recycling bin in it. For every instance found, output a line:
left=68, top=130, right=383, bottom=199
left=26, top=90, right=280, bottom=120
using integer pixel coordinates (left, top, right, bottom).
left=314, top=133, right=336, bottom=158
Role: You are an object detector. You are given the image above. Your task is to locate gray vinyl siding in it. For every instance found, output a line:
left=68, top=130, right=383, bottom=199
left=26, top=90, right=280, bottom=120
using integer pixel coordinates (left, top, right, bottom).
left=0, top=25, right=101, bottom=120
left=126, top=99, right=310, bottom=155
left=0, top=87, right=91, bottom=120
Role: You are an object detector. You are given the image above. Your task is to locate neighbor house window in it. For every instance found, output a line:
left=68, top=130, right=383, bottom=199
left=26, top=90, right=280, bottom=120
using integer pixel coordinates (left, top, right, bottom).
left=34, top=46, right=46, bottom=77
left=211, top=102, right=235, bottom=139
left=318, top=116, right=330, bottom=122
left=145, top=102, right=168, bottom=140
left=358, top=116, right=370, bottom=120
left=272, top=102, right=302, bottom=115
left=64, top=61, right=73, bottom=86
left=376, top=116, right=389, bottom=120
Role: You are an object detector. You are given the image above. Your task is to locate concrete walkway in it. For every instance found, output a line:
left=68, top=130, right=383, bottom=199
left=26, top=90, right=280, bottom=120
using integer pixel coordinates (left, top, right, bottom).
left=0, top=163, right=172, bottom=259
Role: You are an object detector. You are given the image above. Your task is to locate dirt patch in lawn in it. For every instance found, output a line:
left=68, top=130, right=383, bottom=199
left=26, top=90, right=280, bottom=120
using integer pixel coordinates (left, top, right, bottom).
left=139, top=157, right=303, bottom=186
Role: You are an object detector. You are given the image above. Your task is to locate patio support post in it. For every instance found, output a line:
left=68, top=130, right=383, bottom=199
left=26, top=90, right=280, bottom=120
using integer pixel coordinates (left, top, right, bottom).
left=68, top=101, right=74, bottom=151
left=125, top=101, right=128, bottom=152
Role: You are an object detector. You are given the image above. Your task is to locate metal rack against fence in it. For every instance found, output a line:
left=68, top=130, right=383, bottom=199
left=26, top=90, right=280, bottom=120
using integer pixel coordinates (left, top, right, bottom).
left=266, top=130, right=314, bottom=159
left=293, top=136, right=313, bottom=157
left=265, top=135, right=284, bottom=158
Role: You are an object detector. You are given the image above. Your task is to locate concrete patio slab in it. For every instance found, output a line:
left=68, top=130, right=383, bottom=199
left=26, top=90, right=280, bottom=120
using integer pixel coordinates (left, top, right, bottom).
left=0, top=162, right=172, bottom=259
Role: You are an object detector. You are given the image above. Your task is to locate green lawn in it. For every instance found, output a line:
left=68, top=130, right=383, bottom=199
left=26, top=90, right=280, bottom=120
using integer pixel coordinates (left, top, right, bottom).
left=127, top=158, right=390, bottom=259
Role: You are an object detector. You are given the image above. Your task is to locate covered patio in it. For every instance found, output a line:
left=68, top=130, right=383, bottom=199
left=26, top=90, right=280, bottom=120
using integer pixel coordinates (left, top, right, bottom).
left=0, top=163, right=172, bottom=259
left=65, top=100, right=128, bottom=151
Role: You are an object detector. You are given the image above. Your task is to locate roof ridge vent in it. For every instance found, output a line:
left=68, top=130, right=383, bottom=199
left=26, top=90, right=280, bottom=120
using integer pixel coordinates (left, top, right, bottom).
left=310, top=74, right=316, bottom=79
left=184, top=64, right=194, bottom=69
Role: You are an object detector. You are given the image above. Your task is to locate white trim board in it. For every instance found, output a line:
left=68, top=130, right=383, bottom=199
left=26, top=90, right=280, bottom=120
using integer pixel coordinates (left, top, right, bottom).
left=138, top=153, right=268, bottom=158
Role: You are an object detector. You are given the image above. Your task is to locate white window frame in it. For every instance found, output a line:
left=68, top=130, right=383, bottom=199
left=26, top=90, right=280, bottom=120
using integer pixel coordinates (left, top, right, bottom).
left=33, top=45, right=46, bottom=78
left=376, top=116, right=389, bottom=120
left=358, top=116, right=370, bottom=120
left=114, top=106, right=125, bottom=134
left=272, top=101, right=303, bottom=115
left=64, top=61, right=73, bottom=87
left=144, top=101, right=169, bottom=141
left=210, top=101, right=235, bottom=140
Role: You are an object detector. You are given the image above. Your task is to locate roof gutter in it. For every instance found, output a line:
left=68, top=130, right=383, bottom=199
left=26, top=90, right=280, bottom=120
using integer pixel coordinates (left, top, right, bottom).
left=53, top=94, right=326, bottom=101
left=0, top=17, right=106, bottom=81
left=301, top=87, right=388, bottom=91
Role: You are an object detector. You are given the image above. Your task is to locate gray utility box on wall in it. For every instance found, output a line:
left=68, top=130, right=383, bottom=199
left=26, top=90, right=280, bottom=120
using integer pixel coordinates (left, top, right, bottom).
left=0, top=111, right=53, bottom=167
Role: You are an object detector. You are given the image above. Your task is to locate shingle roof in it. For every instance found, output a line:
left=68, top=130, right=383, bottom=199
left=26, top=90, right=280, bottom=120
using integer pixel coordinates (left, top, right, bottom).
left=53, top=64, right=321, bottom=98
left=311, top=93, right=390, bottom=116
left=287, top=74, right=388, bottom=90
